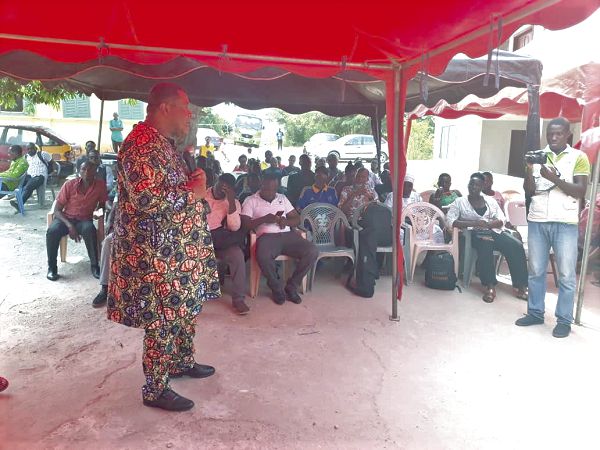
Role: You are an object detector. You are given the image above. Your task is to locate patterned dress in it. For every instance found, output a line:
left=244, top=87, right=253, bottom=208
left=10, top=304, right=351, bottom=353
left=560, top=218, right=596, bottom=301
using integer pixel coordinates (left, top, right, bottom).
left=106, top=122, right=220, bottom=400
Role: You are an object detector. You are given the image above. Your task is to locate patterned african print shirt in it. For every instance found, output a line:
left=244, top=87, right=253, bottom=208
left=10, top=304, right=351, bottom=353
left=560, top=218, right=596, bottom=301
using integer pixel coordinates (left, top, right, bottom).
left=107, top=122, right=220, bottom=329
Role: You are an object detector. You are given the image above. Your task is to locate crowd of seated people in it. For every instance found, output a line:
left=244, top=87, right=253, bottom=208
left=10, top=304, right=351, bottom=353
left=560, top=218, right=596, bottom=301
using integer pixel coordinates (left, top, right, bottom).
left=35, top=141, right=529, bottom=314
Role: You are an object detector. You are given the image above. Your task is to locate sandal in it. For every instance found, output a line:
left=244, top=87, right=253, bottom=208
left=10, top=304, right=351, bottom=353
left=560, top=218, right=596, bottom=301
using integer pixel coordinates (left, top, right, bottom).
left=514, top=288, right=528, bottom=301
left=482, top=287, right=496, bottom=303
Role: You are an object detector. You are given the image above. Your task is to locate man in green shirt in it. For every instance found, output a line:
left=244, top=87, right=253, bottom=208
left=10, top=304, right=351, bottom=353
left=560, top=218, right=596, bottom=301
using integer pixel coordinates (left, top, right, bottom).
left=109, top=112, right=124, bottom=152
left=0, top=145, right=29, bottom=197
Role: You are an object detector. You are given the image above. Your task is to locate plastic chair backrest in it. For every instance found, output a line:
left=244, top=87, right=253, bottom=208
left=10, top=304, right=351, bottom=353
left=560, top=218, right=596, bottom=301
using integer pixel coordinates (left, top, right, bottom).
left=502, top=190, right=523, bottom=204
left=300, top=202, right=349, bottom=246
left=420, top=190, right=435, bottom=202
left=505, top=199, right=527, bottom=227
left=401, top=202, right=445, bottom=241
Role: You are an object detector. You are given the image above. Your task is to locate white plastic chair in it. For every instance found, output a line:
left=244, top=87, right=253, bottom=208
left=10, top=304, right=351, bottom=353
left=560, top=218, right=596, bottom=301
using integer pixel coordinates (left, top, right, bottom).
left=300, top=203, right=355, bottom=289
left=401, top=202, right=459, bottom=282
left=249, top=231, right=308, bottom=298
left=504, top=199, right=558, bottom=287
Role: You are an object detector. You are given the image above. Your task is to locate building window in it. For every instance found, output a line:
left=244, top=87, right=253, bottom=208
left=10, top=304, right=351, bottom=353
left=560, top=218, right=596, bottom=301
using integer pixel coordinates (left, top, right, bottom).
left=438, top=125, right=456, bottom=159
left=62, top=95, right=91, bottom=118
left=1, top=95, right=24, bottom=113
left=118, top=100, right=145, bottom=120
left=513, top=27, right=534, bottom=51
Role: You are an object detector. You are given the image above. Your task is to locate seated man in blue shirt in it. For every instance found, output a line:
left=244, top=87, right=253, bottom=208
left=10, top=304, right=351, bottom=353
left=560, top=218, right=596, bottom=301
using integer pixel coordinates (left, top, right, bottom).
left=296, top=166, right=339, bottom=211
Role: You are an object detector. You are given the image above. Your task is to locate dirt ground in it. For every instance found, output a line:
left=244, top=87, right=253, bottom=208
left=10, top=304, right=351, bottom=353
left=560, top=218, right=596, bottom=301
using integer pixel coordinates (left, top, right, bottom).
left=1, top=197, right=600, bottom=450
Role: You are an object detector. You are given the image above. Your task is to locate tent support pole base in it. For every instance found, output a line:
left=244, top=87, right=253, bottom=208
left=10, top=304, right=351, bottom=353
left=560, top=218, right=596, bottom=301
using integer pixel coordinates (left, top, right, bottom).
left=575, top=155, right=599, bottom=325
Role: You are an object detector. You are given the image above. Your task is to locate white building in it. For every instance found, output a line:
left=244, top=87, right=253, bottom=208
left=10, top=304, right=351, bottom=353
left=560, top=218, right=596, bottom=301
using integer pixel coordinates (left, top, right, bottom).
left=426, top=10, right=599, bottom=195
left=0, top=95, right=145, bottom=152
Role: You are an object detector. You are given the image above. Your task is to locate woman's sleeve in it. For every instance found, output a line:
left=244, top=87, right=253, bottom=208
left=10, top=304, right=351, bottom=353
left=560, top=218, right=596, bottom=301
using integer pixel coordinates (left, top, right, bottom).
left=446, top=199, right=460, bottom=228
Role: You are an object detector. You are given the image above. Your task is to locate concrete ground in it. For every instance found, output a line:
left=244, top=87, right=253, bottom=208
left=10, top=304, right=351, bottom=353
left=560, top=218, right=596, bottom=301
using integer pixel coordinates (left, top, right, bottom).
left=1, top=200, right=600, bottom=450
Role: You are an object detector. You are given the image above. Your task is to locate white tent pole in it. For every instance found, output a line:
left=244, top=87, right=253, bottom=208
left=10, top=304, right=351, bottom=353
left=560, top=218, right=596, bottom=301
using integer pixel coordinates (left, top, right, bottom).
left=575, top=156, right=599, bottom=325
left=391, top=66, right=401, bottom=322
left=98, top=99, right=104, bottom=151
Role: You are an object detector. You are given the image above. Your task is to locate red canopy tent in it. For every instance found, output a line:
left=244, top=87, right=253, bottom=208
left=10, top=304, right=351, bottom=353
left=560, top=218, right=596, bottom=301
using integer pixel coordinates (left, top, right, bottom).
left=1, top=0, right=598, bottom=317
left=408, top=63, right=599, bottom=126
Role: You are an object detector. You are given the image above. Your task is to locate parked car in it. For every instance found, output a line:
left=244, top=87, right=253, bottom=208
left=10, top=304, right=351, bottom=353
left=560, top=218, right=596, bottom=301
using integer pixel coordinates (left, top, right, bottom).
left=303, top=132, right=340, bottom=155
left=0, top=125, right=81, bottom=176
left=313, top=134, right=388, bottom=162
left=196, top=127, right=222, bottom=150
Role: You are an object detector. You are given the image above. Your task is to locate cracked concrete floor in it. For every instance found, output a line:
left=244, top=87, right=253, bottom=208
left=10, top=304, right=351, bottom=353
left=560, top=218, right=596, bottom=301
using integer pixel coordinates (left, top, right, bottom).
left=1, top=203, right=600, bottom=449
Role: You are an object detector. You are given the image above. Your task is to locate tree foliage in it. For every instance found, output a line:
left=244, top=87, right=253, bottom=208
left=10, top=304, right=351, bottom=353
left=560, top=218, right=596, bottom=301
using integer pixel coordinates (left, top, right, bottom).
left=270, top=110, right=372, bottom=146
left=198, top=107, right=232, bottom=135
left=406, top=117, right=434, bottom=160
left=0, top=78, right=78, bottom=114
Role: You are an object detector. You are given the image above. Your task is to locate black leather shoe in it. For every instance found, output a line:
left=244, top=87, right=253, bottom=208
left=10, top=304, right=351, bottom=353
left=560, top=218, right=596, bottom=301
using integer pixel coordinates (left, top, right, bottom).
left=170, top=363, right=215, bottom=379
left=92, top=288, right=108, bottom=308
left=515, top=315, right=544, bottom=327
left=47, top=268, right=59, bottom=281
left=142, top=388, right=194, bottom=411
left=91, top=266, right=100, bottom=279
left=272, top=290, right=286, bottom=305
left=552, top=323, right=571, bottom=338
left=284, top=285, right=302, bottom=304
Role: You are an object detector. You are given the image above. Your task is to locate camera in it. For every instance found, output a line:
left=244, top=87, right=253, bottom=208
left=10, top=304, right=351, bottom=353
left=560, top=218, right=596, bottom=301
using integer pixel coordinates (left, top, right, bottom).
left=524, top=150, right=547, bottom=165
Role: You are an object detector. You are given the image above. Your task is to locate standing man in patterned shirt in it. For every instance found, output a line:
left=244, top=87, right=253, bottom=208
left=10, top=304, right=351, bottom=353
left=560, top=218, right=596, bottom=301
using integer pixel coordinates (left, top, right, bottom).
left=107, top=83, right=220, bottom=411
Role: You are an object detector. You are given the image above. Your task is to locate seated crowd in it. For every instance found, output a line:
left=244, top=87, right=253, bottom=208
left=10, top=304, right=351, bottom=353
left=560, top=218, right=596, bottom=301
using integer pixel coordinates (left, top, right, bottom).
left=32, top=142, right=530, bottom=314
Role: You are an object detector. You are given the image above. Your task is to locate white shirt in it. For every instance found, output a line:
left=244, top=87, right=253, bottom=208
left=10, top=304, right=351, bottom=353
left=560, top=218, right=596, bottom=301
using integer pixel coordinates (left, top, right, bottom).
left=368, top=171, right=382, bottom=190
left=241, top=192, right=294, bottom=237
left=25, top=151, right=52, bottom=178
left=385, top=190, right=421, bottom=209
left=205, top=188, right=241, bottom=232
left=446, top=196, right=505, bottom=233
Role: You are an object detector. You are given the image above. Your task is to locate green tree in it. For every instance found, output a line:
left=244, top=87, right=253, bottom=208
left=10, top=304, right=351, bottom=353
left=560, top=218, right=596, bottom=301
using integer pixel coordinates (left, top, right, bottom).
left=198, top=107, right=231, bottom=136
left=271, top=110, right=372, bottom=146
left=406, top=117, right=434, bottom=160
left=0, top=78, right=79, bottom=114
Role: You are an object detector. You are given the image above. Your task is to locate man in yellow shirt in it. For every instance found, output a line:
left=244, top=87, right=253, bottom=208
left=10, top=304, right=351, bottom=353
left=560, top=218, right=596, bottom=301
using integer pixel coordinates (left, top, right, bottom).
left=199, top=136, right=215, bottom=157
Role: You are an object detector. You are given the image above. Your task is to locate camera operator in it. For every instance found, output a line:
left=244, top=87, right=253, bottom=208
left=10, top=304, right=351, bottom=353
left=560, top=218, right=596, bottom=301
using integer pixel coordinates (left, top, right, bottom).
left=515, top=118, right=590, bottom=338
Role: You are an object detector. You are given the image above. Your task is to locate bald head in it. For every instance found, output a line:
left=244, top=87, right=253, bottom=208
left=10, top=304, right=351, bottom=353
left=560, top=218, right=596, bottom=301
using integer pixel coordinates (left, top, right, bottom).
left=147, top=83, right=185, bottom=113
left=145, top=82, right=191, bottom=140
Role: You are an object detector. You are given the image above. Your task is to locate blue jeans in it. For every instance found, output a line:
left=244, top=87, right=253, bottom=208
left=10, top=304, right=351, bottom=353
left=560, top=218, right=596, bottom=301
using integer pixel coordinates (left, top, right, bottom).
left=527, top=222, right=578, bottom=325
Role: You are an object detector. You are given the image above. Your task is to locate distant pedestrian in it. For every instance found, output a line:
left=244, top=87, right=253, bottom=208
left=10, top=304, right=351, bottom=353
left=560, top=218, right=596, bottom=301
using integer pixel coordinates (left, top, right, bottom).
left=276, top=128, right=284, bottom=151
left=109, top=113, right=124, bottom=152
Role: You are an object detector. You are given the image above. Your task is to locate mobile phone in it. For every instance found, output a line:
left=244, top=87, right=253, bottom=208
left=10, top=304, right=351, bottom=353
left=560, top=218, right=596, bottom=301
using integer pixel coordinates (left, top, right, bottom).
left=276, top=210, right=284, bottom=216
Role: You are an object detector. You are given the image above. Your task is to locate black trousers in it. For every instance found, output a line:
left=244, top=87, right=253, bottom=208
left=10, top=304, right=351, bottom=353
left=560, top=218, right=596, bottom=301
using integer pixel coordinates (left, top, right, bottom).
left=211, top=227, right=246, bottom=252
left=356, top=204, right=392, bottom=296
left=46, top=218, right=99, bottom=271
left=471, top=230, right=528, bottom=288
left=22, top=175, right=45, bottom=203
left=256, top=231, right=318, bottom=292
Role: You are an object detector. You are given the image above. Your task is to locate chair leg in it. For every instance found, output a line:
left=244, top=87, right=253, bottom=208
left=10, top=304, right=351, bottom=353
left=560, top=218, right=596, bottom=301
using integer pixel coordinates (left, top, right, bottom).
left=59, top=236, right=68, bottom=262
left=463, top=253, right=476, bottom=288
left=410, top=248, right=420, bottom=282
left=37, top=183, right=46, bottom=207
left=309, top=258, right=319, bottom=291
